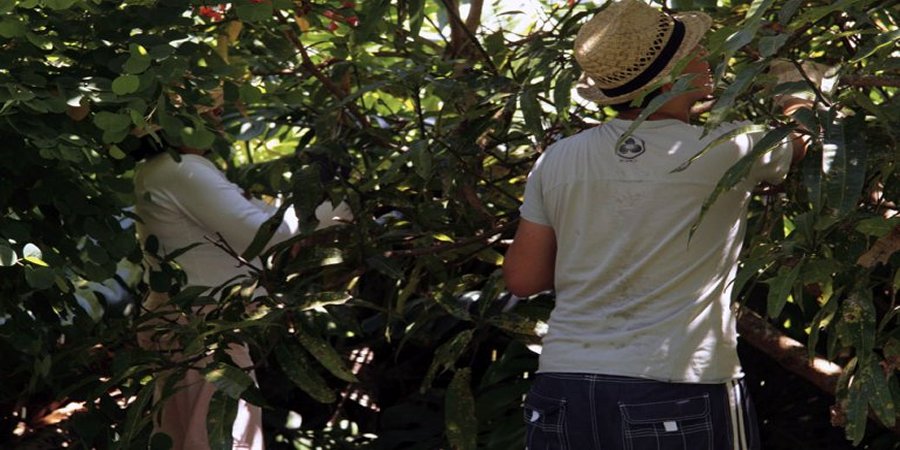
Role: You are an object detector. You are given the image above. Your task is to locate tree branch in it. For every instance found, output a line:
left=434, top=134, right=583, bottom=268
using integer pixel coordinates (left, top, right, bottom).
left=383, top=220, right=515, bottom=258
left=437, top=0, right=499, bottom=74
left=737, top=307, right=842, bottom=394
left=278, top=23, right=370, bottom=128
left=841, top=75, right=900, bottom=88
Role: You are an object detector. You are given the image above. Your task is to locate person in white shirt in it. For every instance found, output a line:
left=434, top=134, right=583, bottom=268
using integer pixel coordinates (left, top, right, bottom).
left=503, top=1, right=816, bottom=448
left=134, top=113, right=351, bottom=449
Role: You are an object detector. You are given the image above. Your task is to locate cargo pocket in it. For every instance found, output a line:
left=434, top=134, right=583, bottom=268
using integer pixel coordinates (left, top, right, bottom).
left=619, top=394, right=712, bottom=450
left=523, top=391, right=568, bottom=450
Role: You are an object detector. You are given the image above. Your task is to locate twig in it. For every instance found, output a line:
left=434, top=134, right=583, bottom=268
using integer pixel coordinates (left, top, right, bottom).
left=383, top=220, right=515, bottom=258
left=437, top=0, right=500, bottom=75
left=205, top=233, right=263, bottom=273
left=841, top=75, right=900, bottom=88
left=277, top=18, right=370, bottom=129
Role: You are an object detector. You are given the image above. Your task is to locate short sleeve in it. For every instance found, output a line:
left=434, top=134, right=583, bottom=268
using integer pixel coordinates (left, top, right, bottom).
left=519, top=152, right=552, bottom=226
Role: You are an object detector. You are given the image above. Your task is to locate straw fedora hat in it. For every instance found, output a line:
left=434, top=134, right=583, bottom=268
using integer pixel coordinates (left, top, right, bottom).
left=574, top=0, right=712, bottom=106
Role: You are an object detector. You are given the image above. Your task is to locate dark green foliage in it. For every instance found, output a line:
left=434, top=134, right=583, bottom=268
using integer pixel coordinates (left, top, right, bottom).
left=0, top=0, right=897, bottom=448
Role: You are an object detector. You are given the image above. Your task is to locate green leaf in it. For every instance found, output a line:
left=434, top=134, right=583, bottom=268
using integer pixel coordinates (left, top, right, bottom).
left=791, top=0, right=865, bottom=27
left=24, top=266, right=55, bottom=290
left=120, top=381, right=156, bottom=446
left=180, top=118, right=216, bottom=150
left=275, top=342, right=336, bottom=403
left=758, top=33, right=790, bottom=58
left=0, top=243, right=17, bottom=266
left=777, top=0, right=803, bottom=24
left=856, top=217, right=900, bottom=237
left=206, top=391, right=239, bottom=450
left=412, top=140, right=432, bottom=180
left=94, top=111, right=132, bottom=132
left=708, top=64, right=764, bottom=126
left=850, top=29, right=900, bottom=63
left=296, top=329, right=359, bottom=383
left=487, top=313, right=541, bottom=336
left=807, top=286, right=837, bottom=360
left=235, top=1, right=274, bottom=22
left=240, top=202, right=287, bottom=260
left=0, top=18, right=26, bottom=38
left=765, top=263, right=801, bottom=318
left=691, top=125, right=794, bottom=238
left=148, top=270, right=171, bottom=293
left=421, top=329, right=474, bottom=391
left=112, top=75, right=141, bottom=95
left=124, top=45, right=152, bottom=74
left=238, top=84, right=263, bottom=104
left=408, top=0, right=426, bottom=37
left=616, top=77, right=695, bottom=149
left=835, top=290, right=877, bottom=355
left=845, top=363, right=868, bottom=445
left=23, top=243, right=41, bottom=260
left=519, top=87, right=542, bottom=138
left=553, top=69, right=574, bottom=117
left=861, top=354, right=895, bottom=427
left=149, top=433, right=173, bottom=450
left=822, top=111, right=867, bottom=217
left=366, top=255, right=405, bottom=279
left=202, top=362, right=254, bottom=400
left=43, top=0, right=76, bottom=10
left=676, top=124, right=768, bottom=173
left=731, top=257, right=773, bottom=302
left=298, top=291, right=352, bottom=310
left=445, top=368, right=477, bottom=450
left=893, top=268, right=900, bottom=295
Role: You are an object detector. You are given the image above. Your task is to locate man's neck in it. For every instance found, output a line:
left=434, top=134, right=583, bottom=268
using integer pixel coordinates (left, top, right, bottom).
left=616, top=98, right=694, bottom=123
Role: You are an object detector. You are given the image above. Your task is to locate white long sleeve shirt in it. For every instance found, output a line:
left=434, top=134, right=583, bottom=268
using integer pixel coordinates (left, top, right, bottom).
left=134, top=153, right=298, bottom=291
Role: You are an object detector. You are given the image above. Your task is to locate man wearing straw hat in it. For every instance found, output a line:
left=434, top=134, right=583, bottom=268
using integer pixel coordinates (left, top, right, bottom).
left=504, top=0, right=818, bottom=448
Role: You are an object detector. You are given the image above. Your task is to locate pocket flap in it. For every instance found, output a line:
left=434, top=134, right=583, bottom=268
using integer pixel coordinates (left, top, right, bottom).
left=619, top=395, right=709, bottom=424
left=523, top=391, right=566, bottom=426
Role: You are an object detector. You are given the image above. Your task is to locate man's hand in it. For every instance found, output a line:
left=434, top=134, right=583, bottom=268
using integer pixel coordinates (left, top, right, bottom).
left=770, top=59, right=837, bottom=106
left=314, top=200, right=354, bottom=230
left=769, top=60, right=836, bottom=164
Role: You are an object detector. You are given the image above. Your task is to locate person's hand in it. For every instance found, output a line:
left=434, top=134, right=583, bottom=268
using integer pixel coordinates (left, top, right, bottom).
left=314, top=200, right=354, bottom=230
left=770, top=59, right=837, bottom=106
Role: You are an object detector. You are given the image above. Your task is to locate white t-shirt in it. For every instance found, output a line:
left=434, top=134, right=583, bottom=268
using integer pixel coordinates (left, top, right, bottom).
left=520, top=118, right=792, bottom=383
left=134, top=153, right=298, bottom=291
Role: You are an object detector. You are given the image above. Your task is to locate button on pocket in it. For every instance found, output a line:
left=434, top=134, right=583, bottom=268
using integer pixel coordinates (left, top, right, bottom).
left=619, top=394, right=713, bottom=450
left=523, top=391, right=568, bottom=450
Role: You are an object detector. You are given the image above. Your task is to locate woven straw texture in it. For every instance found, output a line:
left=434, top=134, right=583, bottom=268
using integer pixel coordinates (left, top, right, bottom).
left=574, top=0, right=711, bottom=105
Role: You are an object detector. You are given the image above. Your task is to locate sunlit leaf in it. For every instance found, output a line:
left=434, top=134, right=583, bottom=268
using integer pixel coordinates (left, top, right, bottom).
left=0, top=243, right=17, bottom=266
left=822, top=110, right=867, bottom=217
left=765, top=263, right=801, bottom=318
left=207, top=390, right=239, bottom=450
left=296, top=329, right=359, bottom=383
left=203, top=362, right=254, bottom=400
left=445, top=368, right=477, bottom=450
left=422, top=329, right=474, bottom=392
left=275, top=342, right=336, bottom=403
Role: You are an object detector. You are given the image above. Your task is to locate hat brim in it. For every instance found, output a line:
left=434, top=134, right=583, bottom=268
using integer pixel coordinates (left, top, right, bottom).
left=577, top=11, right=712, bottom=106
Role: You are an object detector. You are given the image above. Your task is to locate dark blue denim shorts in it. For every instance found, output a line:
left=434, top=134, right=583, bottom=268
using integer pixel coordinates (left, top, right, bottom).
left=523, top=373, right=759, bottom=450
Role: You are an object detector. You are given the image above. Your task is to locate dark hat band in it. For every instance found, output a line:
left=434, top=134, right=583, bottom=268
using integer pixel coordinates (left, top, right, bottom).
left=600, top=19, right=686, bottom=98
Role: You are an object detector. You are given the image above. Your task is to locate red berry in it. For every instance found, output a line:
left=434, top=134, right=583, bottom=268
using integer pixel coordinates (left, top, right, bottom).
left=198, top=5, right=224, bottom=21
left=323, top=10, right=335, bottom=18
left=328, top=21, right=339, bottom=31
left=347, top=16, right=359, bottom=27
left=341, top=1, right=356, bottom=8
